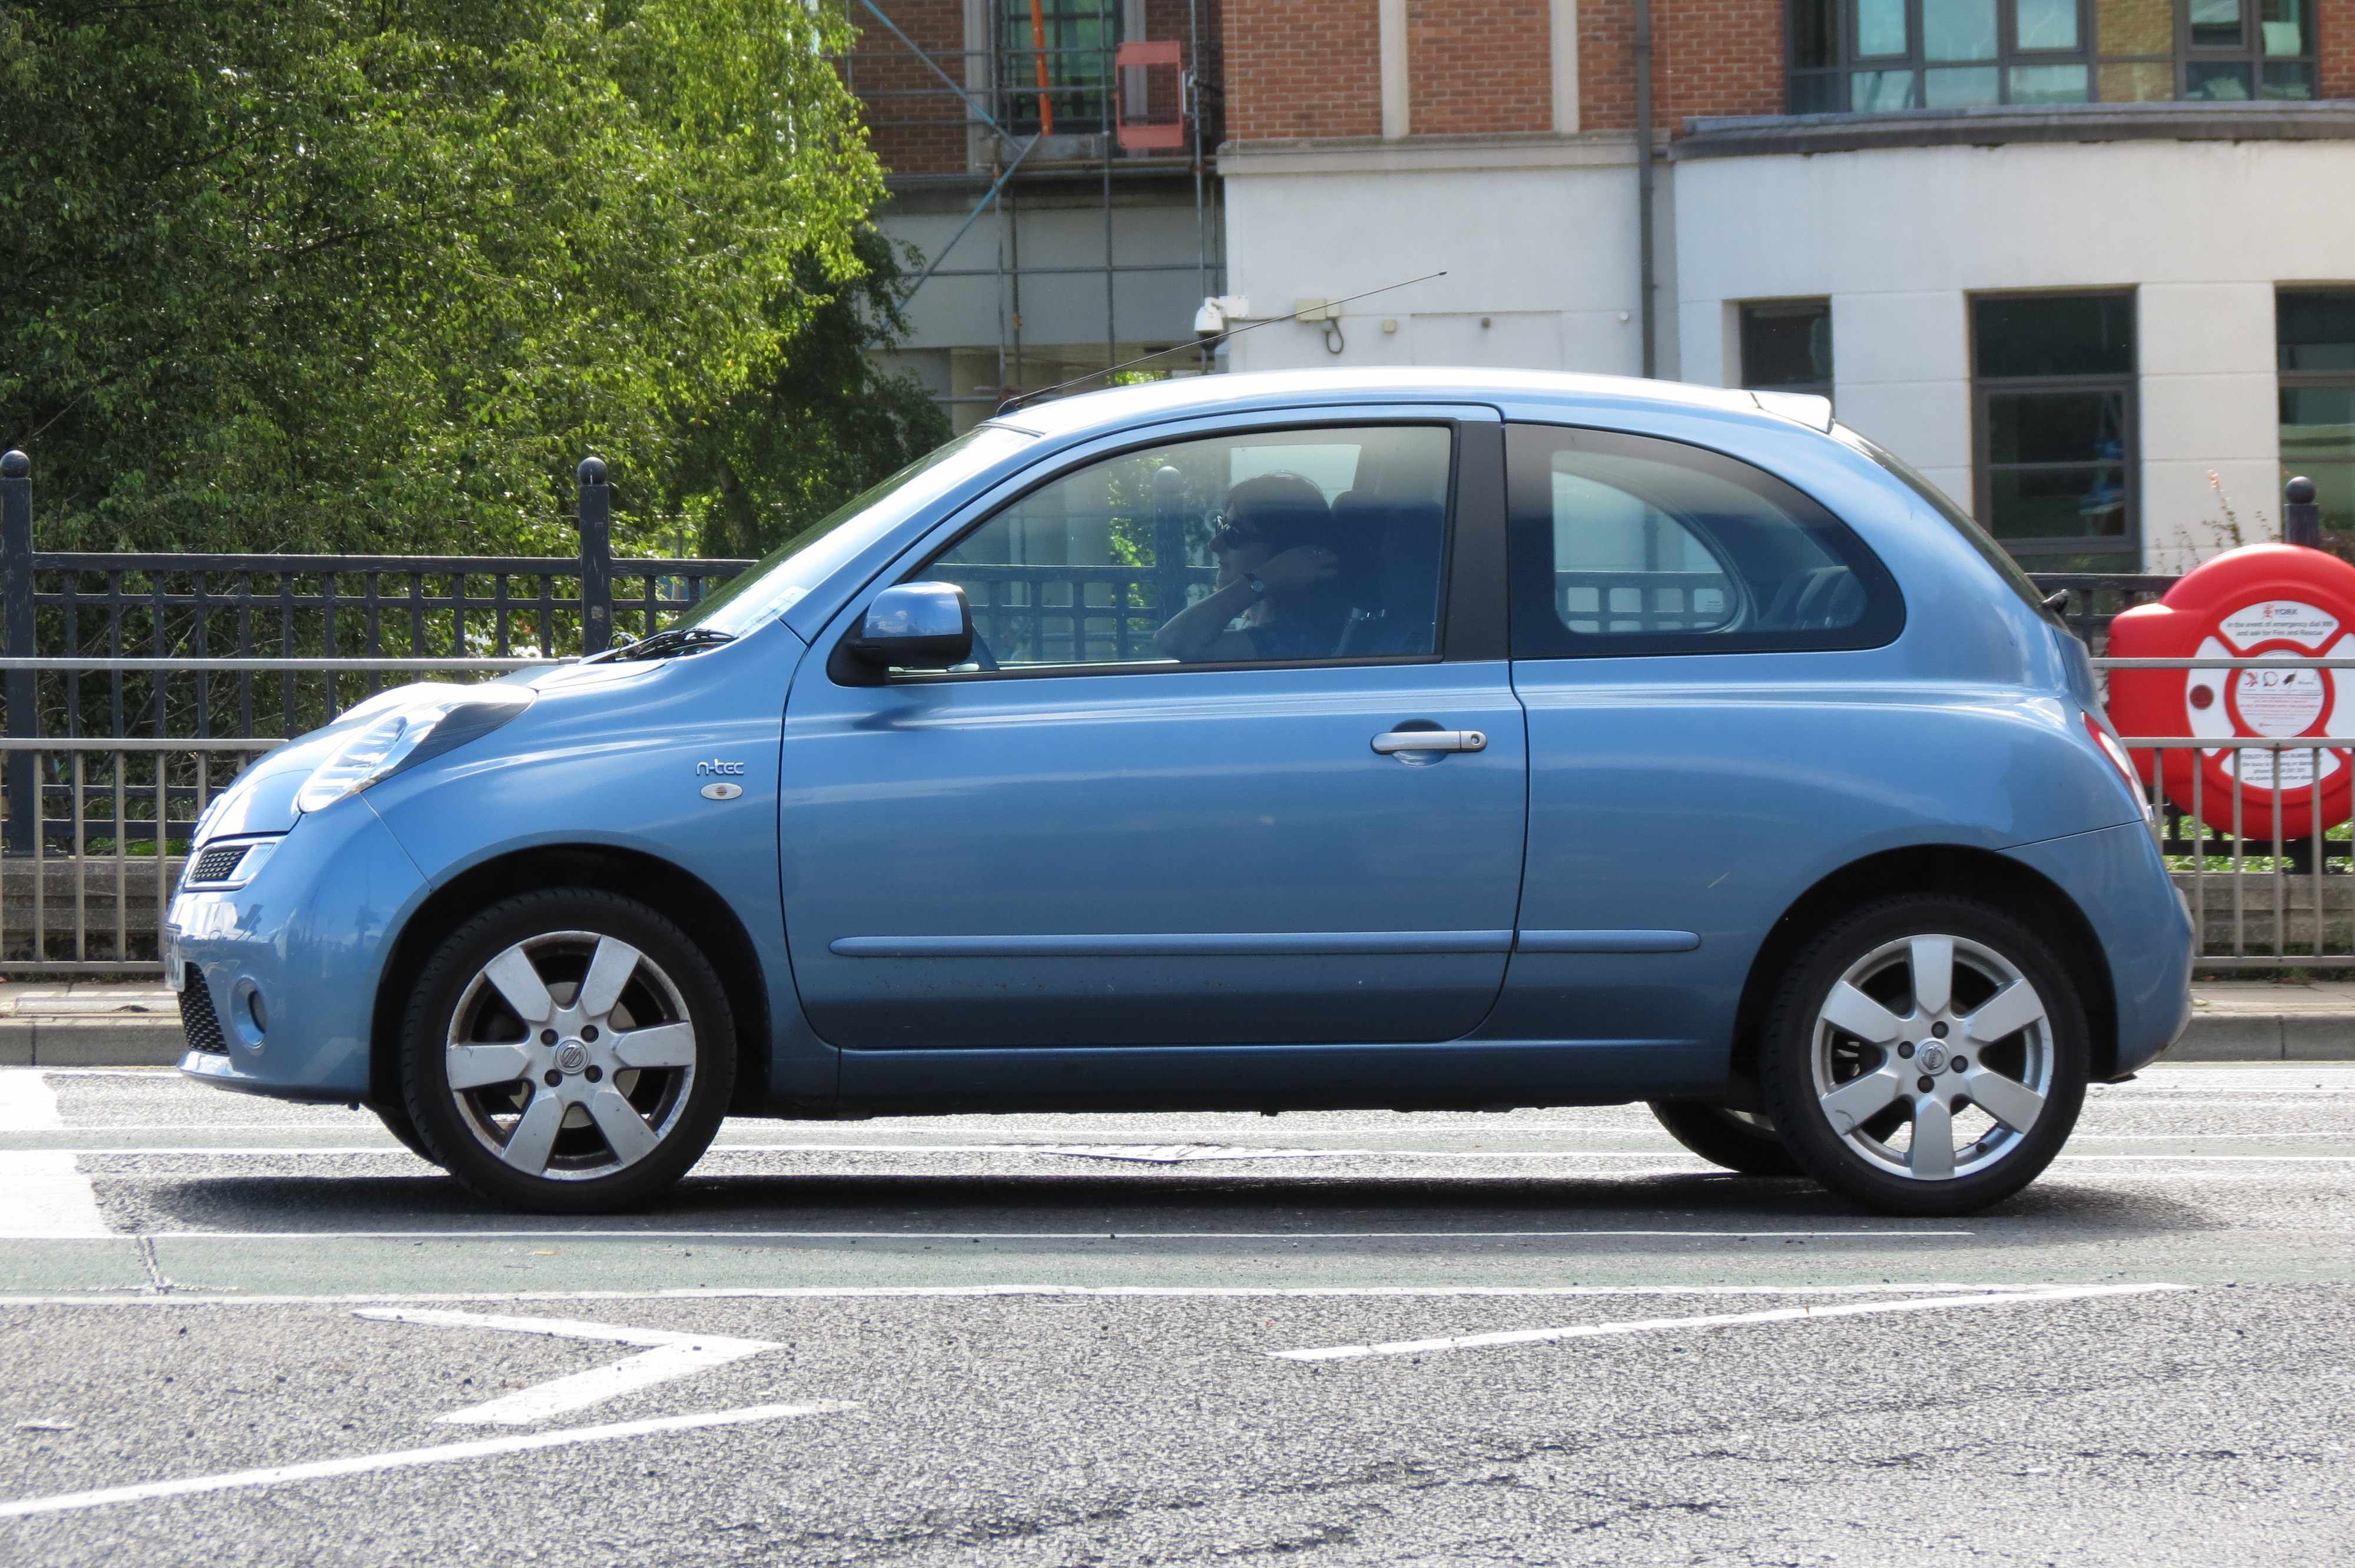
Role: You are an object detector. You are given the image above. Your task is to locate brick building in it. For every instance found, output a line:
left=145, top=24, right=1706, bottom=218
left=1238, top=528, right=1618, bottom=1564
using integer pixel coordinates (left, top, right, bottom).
left=850, top=1, right=1228, bottom=432
left=1210, top=0, right=2355, bottom=570
left=852, top=1, right=2355, bottom=567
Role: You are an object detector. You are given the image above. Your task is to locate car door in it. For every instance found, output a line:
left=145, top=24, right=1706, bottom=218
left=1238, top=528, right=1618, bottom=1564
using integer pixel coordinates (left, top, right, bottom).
left=778, top=409, right=1527, bottom=1049
left=1490, top=420, right=1906, bottom=1051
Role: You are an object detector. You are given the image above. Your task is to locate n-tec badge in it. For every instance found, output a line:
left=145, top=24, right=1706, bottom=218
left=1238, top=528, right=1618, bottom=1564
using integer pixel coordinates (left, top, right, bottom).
left=694, top=758, right=746, bottom=776
left=701, top=782, right=744, bottom=801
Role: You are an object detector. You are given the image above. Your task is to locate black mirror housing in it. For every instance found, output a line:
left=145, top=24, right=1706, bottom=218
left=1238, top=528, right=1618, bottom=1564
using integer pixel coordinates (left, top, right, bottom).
left=847, top=582, right=973, bottom=670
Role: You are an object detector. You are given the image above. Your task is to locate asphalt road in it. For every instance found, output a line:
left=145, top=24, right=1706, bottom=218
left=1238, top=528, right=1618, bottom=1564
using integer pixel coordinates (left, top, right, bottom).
left=1, top=1062, right=2350, bottom=1565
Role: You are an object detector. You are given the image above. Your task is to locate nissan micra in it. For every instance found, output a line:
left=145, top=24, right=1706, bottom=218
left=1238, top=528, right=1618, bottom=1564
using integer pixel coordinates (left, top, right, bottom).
left=170, top=370, right=2193, bottom=1217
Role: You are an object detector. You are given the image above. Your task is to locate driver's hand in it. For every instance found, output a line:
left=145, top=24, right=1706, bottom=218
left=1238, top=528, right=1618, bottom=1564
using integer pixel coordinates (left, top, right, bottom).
left=1256, top=546, right=1339, bottom=591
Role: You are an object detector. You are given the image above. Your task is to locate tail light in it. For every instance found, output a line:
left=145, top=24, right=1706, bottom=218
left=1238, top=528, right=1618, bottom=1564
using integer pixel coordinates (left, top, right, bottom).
left=2085, top=713, right=2155, bottom=824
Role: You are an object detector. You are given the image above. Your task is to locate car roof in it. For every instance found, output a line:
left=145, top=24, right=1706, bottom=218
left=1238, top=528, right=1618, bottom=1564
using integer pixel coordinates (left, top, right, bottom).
left=984, top=367, right=1833, bottom=443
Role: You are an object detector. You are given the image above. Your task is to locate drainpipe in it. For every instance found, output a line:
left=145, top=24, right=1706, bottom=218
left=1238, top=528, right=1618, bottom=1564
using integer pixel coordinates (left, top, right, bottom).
left=1634, top=0, right=1656, bottom=378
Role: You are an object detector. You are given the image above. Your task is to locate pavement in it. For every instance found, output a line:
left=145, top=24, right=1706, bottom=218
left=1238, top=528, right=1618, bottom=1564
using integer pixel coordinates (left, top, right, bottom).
left=0, top=1062, right=2350, bottom=1564
left=5, top=978, right=2355, bottom=1067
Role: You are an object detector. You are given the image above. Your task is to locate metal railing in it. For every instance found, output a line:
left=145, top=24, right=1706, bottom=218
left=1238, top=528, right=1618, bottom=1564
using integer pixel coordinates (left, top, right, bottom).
left=2099, top=655, right=2355, bottom=971
left=0, top=453, right=752, bottom=859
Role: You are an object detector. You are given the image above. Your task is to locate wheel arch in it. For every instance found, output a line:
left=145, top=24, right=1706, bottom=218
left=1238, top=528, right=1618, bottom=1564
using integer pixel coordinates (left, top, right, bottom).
left=368, top=844, right=772, bottom=1114
left=1727, top=844, right=2120, bottom=1087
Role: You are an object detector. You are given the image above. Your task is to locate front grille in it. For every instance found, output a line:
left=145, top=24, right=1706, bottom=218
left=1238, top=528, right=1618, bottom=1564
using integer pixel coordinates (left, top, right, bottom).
left=179, top=967, right=229, bottom=1055
left=187, top=843, right=249, bottom=884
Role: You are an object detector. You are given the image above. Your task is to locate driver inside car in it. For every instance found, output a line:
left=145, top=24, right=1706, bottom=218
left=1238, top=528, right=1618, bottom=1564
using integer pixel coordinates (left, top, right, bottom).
left=1152, top=473, right=1354, bottom=663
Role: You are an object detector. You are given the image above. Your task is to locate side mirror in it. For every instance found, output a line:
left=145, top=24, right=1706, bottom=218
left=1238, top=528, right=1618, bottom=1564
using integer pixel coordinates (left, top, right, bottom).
left=847, top=582, right=973, bottom=670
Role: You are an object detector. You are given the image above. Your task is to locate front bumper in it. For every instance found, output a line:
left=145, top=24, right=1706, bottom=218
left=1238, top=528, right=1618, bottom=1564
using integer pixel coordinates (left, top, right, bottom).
left=2004, top=819, right=2195, bottom=1079
left=168, top=796, right=428, bottom=1101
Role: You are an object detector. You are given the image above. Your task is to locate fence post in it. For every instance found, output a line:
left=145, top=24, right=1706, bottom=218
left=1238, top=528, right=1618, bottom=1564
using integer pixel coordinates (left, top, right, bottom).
left=577, top=456, right=613, bottom=653
left=2, top=450, right=33, bottom=857
left=2284, top=474, right=2323, bottom=550
left=1150, top=463, right=1189, bottom=625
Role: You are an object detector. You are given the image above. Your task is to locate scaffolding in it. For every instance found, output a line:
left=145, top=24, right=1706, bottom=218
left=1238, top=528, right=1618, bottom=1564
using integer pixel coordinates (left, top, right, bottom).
left=840, top=1, right=1227, bottom=423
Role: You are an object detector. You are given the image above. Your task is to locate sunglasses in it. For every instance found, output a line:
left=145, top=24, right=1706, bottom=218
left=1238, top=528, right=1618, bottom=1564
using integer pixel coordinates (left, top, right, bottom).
left=1210, top=522, right=1263, bottom=552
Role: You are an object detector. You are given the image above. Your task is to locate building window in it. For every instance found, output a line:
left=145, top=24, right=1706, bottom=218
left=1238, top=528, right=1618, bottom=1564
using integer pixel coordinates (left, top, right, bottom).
left=1740, top=301, right=1835, bottom=400
left=1972, top=293, right=2138, bottom=568
left=2280, top=291, right=2355, bottom=540
left=1000, top=0, right=1120, bottom=135
left=1787, top=0, right=2318, bottom=110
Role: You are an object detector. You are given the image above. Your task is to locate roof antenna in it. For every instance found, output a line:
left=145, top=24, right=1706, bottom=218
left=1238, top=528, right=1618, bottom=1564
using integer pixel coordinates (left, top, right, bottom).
left=995, top=270, right=1448, bottom=417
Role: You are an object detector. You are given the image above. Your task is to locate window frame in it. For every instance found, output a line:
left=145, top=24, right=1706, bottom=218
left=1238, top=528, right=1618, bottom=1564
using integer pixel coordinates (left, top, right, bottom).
left=2276, top=285, right=2355, bottom=539
left=1968, top=289, right=2141, bottom=565
left=2176, top=0, right=2321, bottom=101
left=1784, top=0, right=2321, bottom=110
left=997, top=0, right=1124, bottom=137
left=1738, top=298, right=1836, bottom=401
left=1792, top=0, right=2097, bottom=112
left=834, top=415, right=1504, bottom=686
left=1504, top=423, right=1907, bottom=661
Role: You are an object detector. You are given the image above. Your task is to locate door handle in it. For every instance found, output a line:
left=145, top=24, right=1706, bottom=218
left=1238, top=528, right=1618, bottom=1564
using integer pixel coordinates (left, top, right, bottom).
left=1371, top=728, right=1487, bottom=755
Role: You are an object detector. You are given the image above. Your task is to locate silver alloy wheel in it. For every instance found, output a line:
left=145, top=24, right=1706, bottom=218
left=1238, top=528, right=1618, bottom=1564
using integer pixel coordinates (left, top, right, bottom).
left=443, top=929, right=698, bottom=1182
left=1809, top=934, right=2053, bottom=1182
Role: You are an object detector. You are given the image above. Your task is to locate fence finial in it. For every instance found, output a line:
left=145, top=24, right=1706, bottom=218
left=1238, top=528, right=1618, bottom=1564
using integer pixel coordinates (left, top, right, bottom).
left=2286, top=474, right=2322, bottom=550
left=1, top=450, right=26, bottom=479
left=578, top=454, right=608, bottom=487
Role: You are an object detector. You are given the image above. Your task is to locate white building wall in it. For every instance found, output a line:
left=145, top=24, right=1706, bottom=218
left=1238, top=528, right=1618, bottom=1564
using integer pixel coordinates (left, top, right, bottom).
left=1674, top=138, right=2355, bottom=568
left=1217, top=137, right=1673, bottom=381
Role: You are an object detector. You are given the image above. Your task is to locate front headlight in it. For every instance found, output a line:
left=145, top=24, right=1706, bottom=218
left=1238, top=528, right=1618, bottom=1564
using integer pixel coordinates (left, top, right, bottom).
left=295, top=686, right=532, bottom=815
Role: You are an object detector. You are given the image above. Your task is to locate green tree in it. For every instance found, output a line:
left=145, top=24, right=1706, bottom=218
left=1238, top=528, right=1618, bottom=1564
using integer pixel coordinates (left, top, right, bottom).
left=0, top=1, right=899, bottom=556
left=678, top=225, right=950, bottom=560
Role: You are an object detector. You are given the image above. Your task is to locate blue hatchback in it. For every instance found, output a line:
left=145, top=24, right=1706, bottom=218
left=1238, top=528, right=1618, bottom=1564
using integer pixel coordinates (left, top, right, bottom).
left=169, top=370, right=2193, bottom=1215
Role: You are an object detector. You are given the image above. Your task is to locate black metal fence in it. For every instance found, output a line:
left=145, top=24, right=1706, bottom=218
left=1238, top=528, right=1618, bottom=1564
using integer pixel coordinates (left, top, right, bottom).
left=0, top=453, right=752, bottom=862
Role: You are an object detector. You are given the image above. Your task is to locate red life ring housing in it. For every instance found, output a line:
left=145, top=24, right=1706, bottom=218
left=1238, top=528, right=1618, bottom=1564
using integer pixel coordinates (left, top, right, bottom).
left=2105, top=543, right=2355, bottom=841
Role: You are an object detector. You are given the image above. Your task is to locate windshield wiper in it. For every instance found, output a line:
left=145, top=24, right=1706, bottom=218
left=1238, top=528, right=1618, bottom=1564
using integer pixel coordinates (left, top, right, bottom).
left=596, top=626, right=737, bottom=663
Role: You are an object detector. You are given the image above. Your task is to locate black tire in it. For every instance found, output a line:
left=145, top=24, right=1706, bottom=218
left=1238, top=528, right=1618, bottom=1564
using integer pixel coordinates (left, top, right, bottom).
left=1648, top=1101, right=1803, bottom=1177
left=372, top=1101, right=438, bottom=1165
left=1759, top=893, right=2088, bottom=1217
left=399, top=888, right=736, bottom=1213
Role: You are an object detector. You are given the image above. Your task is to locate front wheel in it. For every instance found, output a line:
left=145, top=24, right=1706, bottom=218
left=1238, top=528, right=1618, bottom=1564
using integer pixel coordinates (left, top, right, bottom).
left=1647, top=1101, right=1802, bottom=1177
left=1759, top=895, right=2088, bottom=1217
left=399, top=889, right=736, bottom=1212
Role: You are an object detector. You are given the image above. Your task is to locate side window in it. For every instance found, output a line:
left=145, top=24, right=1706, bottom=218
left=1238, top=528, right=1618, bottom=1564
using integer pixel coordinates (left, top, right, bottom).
left=1506, top=424, right=1903, bottom=658
left=908, top=424, right=1454, bottom=673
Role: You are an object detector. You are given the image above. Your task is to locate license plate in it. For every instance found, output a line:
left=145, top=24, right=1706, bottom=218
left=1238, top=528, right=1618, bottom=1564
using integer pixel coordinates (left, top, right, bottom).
left=162, top=929, right=184, bottom=990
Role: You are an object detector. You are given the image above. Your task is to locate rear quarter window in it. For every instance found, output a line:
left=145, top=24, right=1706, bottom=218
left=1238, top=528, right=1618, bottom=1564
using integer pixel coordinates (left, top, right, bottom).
left=1506, top=424, right=1905, bottom=658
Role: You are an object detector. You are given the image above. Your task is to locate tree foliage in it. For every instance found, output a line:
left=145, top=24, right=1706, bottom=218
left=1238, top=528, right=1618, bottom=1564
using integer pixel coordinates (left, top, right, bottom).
left=681, top=225, right=948, bottom=560
left=0, top=1, right=935, bottom=556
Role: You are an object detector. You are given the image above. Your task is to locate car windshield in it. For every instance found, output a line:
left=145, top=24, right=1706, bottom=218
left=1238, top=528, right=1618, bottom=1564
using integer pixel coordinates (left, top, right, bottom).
left=1832, top=423, right=2065, bottom=629
left=675, top=424, right=1035, bottom=637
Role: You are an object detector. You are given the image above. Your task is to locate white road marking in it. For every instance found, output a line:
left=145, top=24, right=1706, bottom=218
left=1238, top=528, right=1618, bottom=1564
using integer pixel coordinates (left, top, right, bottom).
left=125, top=1226, right=1969, bottom=1242
left=44, top=1142, right=2355, bottom=1163
left=0, top=1281, right=2078, bottom=1308
left=0, top=1074, right=109, bottom=1239
left=0, top=1071, right=68, bottom=1132
left=0, top=1400, right=852, bottom=1519
left=1271, top=1283, right=2192, bottom=1361
left=353, top=1308, right=780, bottom=1424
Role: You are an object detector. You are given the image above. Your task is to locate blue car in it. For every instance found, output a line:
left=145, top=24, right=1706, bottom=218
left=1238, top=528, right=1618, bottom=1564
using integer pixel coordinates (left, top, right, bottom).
left=169, top=370, right=2193, bottom=1216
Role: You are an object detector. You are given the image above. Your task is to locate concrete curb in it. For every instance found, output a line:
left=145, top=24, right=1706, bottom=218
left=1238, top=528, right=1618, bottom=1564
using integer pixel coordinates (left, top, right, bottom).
left=1, top=1011, right=2347, bottom=1069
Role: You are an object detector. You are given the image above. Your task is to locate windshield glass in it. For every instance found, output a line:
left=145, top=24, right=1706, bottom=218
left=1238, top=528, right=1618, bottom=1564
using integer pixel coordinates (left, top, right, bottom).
left=676, top=425, right=1035, bottom=636
left=1833, top=424, right=2065, bottom=628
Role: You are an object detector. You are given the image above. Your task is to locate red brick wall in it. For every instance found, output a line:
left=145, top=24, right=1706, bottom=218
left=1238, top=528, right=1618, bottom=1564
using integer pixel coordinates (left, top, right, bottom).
left=848, top=0, right=969, bottom=177
left=1223, top=0, right=1383, bottom=141
left=1580, top=0, right=1786, bottom=132
left=2323, top=0, right=2355, bottom=99
left=1220, top=0, right=2355, bottom=149
left=1407, top=0, right=1552, bottom=134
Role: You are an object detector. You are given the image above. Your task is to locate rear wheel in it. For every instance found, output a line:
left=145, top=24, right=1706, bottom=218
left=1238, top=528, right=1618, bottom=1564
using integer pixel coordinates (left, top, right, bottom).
left=1647, top=1101, right=1802, bottom=1177
left=400, top=889, right=735, bottom=1212
left=1760, top=894, right=2087, bottom=1217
